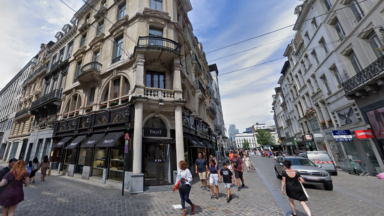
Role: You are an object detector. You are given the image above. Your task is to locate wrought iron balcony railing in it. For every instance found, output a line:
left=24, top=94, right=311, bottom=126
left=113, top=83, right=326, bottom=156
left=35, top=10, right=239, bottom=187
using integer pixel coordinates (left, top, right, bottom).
left=50, top=60, right=62, bottom=72
left=342, top=55, right=384, bottom=94
left=193, top=80, right=206, bottom=97
left=80, top=61, right=102, bottom=75
left=137, top=36, right=181, bottom=53
left=193, top=54, right=203, bottom=72
left=15, top=108, right=30, bottom=118
left=31, top=89, right=62, bottom=110
left=23, top=64, right=47, bottom=85
left=206, top=107, right=217, bottom=118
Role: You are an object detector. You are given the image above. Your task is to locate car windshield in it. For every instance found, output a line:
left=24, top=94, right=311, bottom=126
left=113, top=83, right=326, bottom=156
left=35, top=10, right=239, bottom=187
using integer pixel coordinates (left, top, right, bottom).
left=285, top=158, right=316, bottom=167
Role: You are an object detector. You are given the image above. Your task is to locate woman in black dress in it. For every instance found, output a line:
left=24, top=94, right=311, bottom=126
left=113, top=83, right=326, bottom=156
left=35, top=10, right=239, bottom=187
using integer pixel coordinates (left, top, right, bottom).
left=281, top=160, right=312, bottom=216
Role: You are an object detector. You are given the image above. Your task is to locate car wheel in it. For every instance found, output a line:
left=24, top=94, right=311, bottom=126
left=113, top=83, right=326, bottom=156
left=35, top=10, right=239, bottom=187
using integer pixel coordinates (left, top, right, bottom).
left=324, top=183, right=333, bottom=191
left=275, top=169, right=281, bottom=179
left=333, top=171, right=338, bottom=176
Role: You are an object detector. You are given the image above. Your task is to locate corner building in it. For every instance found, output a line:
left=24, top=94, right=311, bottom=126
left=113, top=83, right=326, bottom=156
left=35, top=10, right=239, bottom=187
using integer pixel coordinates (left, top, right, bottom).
left=51, top=0, right=219, bottom=193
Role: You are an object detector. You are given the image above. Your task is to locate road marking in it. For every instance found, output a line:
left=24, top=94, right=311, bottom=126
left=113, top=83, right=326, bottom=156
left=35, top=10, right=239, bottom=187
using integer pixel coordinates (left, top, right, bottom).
left=250, top=156, right=292, bottom=216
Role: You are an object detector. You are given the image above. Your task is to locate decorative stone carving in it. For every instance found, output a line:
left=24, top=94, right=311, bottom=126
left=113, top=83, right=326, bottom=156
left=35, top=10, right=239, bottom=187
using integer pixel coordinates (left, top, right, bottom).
left=109, top=15, right=129, bottom=34
left=143, top=8, right=171, bottom=20
left=73, top=46, right=87, bottom=58
left=89, top=33, right=105, bottom=49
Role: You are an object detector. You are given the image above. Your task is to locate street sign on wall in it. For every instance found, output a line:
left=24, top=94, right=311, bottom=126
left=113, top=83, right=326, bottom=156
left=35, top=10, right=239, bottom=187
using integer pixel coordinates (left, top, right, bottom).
left=332, top=130, right=353, bottom=142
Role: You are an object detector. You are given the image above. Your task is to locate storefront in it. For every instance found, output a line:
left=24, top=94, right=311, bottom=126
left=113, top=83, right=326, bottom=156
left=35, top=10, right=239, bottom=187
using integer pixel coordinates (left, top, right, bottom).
left=303, top=134, right=317, bottom=151
left=282, top=138, right=297, bottom=155
left=63, top=135, right=87, bottom=174
left=52, top=136, right=72, bottom=170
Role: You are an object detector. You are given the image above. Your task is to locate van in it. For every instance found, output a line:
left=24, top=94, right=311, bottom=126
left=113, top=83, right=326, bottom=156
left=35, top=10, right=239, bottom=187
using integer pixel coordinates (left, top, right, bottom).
left=298, top=151, right=337, bottom=175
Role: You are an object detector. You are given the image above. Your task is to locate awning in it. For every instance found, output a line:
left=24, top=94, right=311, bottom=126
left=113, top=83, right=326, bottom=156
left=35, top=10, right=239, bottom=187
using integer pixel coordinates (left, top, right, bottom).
left=53, top=137, right=72, bottom=148
left=96, top=132, right=124, bottom=147
left=65, top=135, right=87, bottom=149
left=81, top=133, right=105, bottom=148
left=201, top=139, right=214, bottom=149
left=185, top=134, right=202, bottom=148
left=194, top=137, right=207, bottom=148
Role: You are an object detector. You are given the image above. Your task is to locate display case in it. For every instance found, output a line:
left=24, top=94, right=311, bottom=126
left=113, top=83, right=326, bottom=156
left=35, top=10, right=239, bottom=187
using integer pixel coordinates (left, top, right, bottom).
left=63, top=149, right=72, bottom=171
left=76, top=148, right=86, bottom=174
left=109, top=148, right=124, bottom=181
left=93, top=148, right=107, bottom=177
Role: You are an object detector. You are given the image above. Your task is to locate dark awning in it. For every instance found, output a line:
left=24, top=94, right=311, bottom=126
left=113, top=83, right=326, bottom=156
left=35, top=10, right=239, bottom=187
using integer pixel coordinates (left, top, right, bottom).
left=65, top=135, right=87, bottom=149
left=96, top=132, right=124, bottom=147
left=185, top=134, right=203, bottom=148
left=81, top=133, right=105, bottom=148
left=193, top=137, right=207, bottom=148
left=53, top=137, right=72, bottom=148
left=201, top=139, right=214, bottom=148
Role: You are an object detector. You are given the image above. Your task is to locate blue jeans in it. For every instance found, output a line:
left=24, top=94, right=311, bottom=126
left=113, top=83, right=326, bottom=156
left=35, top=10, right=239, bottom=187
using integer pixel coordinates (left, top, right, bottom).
left=179, top=185, right=193, bottom=209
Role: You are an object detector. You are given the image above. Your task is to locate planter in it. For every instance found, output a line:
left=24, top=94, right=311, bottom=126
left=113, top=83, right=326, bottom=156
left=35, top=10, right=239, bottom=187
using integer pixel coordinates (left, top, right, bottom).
left=109, top=100, right=119, bottom=107
left=85, top=106, right=93, bottom=112
left=68, top=112, right=74, bottom=117
left=100, top=103, right=107, bottom=109
left=63, top=115, right=68, bottom=119
left=75, top=111, right=79, bottom=116
left=121, top=98, right=128, bottom=103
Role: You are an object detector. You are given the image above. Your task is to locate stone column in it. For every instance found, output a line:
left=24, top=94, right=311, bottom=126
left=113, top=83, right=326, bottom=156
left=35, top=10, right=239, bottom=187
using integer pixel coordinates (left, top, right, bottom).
left=175, top=105, right=184, bottom=170
left=130, top=102, right=144, bottom=194
left=135, top=53, right=145, bottom=96
left=173, top=58, right=182, bottom=99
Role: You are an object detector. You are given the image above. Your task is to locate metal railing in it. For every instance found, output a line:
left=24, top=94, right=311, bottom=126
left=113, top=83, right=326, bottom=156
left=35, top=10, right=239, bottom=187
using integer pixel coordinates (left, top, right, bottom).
left=193, top=54, right=203, bottom=72
left=50, top=60, right=62, bottom=72
left=193, top=80, right=206, bottom=97
left=23, top=64, right=47, bottom=85
left=80, top=61, right=102, bottom=75
left=342, top=55, right=384, bottom=94
left=137, top=36, right=181, bottom=53
left=15, top=108, right=30, bottom=118
left=31, top=89, right=62, bottom=109
left=206, top=107, right=217, bottom=117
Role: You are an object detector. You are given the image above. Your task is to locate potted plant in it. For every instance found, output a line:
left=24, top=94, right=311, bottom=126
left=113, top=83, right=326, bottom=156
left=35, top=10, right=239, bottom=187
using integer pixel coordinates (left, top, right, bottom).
left=121, top=97, right=128, bottom=103
left=68, top=112, right=74, bottom=117
left=109, top=100, right=119, bottom=107
left=85, top=106, right=93, bottom=112
left=327, top=119, right=332, bottom=124
left=75, top=111, right=79, bottom=116
left=63, top=114, right=68, bottom=119
left=100, top=103, right=107, bottom=109
left=319, top=121, right=326, bottom=126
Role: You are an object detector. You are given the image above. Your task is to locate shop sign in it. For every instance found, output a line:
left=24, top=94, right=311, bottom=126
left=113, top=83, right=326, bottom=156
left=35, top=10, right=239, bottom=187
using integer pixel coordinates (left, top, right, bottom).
left=332, top=130, right=352, bottom=142
left=303, top=134, right=313, bottom=142
left=144, top=128, right=167, bottom=137
left=355, top=130, right=375, bottom=139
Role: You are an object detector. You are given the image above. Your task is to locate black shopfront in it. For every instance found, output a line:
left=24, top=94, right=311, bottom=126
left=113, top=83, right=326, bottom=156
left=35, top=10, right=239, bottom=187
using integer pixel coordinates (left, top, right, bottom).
left=52, top=106, right=133, bottom=181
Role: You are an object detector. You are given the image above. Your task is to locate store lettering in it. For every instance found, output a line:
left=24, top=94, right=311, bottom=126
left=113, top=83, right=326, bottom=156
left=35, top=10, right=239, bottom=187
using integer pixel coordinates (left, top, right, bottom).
left=150, top=130, right=162, bottom=135
left=357, top=132, right=372, bottom=136
left=103, top=140, right=114, bottom=143
left=87, top=141, right=95, bottom=144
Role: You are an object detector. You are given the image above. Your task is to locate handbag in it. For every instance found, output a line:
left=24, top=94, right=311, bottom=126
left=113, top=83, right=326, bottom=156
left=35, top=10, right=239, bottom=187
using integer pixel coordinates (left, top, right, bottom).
left=179, top=181, right=188, bottom=192
left=48, top=169, right=51, bottom=176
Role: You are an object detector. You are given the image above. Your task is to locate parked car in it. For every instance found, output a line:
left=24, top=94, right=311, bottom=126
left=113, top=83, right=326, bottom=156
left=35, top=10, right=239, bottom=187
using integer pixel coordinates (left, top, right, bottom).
left=274, top=156, right=333, bottom=190
left=298, top=151, right=337, bottom=175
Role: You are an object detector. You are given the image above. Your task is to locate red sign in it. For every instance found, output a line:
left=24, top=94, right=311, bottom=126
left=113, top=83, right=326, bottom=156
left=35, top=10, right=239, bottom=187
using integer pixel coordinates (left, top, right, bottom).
left=355, top=130, right=375, bottom=139
left=124, top=133, right=130, bottom=140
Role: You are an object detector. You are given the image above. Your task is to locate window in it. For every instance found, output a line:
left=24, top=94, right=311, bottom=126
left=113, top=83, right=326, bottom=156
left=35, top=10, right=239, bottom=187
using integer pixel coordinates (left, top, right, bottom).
left=112, top=79, right=120, bottom=99
left=75, top=61, right=82, bottom=82
left=51, top=79, right=58, bottom=92
left=350, top=0, right=364, bottom=22
left=118, top=3, right=126, bottom=20
left=319, top=38, right=329, bottom=54
left=320, top=75, right=331, bottom=94
left=80, top=34, right=87, bottom=47
left=330, top=66, right=342, bottom=85
left=103, top=89, right=109, bottom=101
left=311, top=51, right=319, bottom=64
left=150, top=0, right=162, bottom=10
left=89, top=87, right=95, bottom=105
left=123, top=77, right=130, bottom=95
left=348, top=51, right=362, bottom=73
left=52, top=54, right=57, bottom=64
left=149, top=28, right=163, bottom=46
left=94, top=51, right=100, bottom=62
left=304, top=32, right=310, bottom=42
left=367, top=31, right=383, bottom=58
left=323, top=0, right=332, bottom=11
left=66, top=42, right=73, bottom=58
left=146, top=71, right=165, bottom=89
left=58, top=49, right=64, bottom=62
left=113, top=37, right=123, bottom=59
left=97, top=21, right=104, bottom=36
left=334, top=19, right=346, bottom=41
left=301, top=61, right=307, bottom=71
left=312, top=18, right=318, bottom=29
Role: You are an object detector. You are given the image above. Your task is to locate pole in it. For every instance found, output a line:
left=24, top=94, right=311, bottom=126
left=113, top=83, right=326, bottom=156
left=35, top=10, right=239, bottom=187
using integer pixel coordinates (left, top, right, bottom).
left=122, top=139, right=128, bottom=196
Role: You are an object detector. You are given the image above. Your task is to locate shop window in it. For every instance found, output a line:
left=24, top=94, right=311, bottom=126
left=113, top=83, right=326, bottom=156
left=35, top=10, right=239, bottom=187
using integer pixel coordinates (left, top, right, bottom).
left=112, top=113, right=125, bottom=123
left=144, top=117, right=166, bottom=128
left=93, top=148, right=107, bottom=177
left=95, top=116, right=107, bottom=126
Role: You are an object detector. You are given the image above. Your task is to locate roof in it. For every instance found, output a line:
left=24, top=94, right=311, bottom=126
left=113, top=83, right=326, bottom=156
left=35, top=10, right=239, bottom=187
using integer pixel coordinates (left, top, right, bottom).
left=280, top=61, right=290, bottom=75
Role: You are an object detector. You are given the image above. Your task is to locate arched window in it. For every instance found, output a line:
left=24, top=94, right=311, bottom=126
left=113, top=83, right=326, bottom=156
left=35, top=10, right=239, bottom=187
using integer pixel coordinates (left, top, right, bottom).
left=144, top=117, right=166, bottom=128
left=102, top=76, right=130, bottom=103
left=95, top=116, right=107, bottom=126
left=65, top=94, right=82, bottom=114
left=112, top=113, right=125, bottom=123
left=112, top=79, right=120, bottom=99
left=123, top=77, right=129, bottom=95
left=103, top=89, right=109, bottom=102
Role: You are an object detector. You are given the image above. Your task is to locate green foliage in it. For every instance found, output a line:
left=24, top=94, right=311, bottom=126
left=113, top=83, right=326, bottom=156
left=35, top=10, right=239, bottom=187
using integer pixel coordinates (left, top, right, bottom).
left=242, top=139, right=250, bottom=150
left=256, top=129, right=274, bottom=146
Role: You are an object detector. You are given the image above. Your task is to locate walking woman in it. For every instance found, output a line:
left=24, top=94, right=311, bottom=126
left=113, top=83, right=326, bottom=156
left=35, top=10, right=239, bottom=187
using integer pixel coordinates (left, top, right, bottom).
left=207, top=159, right=221, bottom=199
left=40, top=155, right=50, bottom=181
left=30, top=158, right=39, bottom=183
left=0, top=160, right=30, bottom=216
left=173, top=160, right=195, bottom=216
left=244, top=155, right=251, bottom=172
left=281, top=160, right=312, bottom=216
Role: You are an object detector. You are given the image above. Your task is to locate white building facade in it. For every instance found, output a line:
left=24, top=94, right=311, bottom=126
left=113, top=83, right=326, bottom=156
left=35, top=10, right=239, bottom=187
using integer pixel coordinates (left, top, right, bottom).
left=235, top=133, right=257, bottom=149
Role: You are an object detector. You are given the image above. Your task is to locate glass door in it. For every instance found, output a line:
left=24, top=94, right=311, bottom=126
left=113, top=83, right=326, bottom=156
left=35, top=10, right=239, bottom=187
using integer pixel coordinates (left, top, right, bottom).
left=144, top=142, right=172, bottom=186
left=144, top=144, right=157, bottom=186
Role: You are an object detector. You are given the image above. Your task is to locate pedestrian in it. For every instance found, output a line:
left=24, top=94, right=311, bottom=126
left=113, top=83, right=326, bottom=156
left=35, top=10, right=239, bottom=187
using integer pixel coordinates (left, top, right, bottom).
left=30, top=158, right=39, bottom=183
left=244, top=155, right=251, bottom=172
left=0, top=158, right=18, bottom=180
left=220, top=162, right=233, bottom=203
left=26, top=161, right=33, bottom=175
left=281, top=160, right=312, bottom=216
left=207, top=159, right=221, bottom=199
left=239, top=150, right=244, bottom=159
left=0, top=160, right=30, bottom=216
left=195, top=152, right=208, bottom=190
left=209, top=154, right=217, bottom=165
left=226, top=160, right=235, bottom=185
left=173, top=160, right=195, bottom=216
left=228, top=151, right=234, bottom=160
left=230, top=151, right=245, bottom=191
left=40, top=155, right=50, bottom=181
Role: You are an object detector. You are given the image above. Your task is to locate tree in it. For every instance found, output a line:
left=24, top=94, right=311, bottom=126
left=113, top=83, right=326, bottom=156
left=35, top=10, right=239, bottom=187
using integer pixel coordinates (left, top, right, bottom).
left=242, top=139, right=250, bottom=150
left=256, top=129, right=275, bottom=147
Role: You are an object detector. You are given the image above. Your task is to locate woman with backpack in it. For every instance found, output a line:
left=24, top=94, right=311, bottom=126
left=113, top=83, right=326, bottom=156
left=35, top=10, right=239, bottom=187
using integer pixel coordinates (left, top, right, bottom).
left=40, top=155, right=50, bottom=181
left=30, top=158, right=39, bottom=183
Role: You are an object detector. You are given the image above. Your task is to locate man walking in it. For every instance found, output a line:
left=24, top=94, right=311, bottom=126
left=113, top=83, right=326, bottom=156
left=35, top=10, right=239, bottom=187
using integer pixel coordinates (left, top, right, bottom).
left=0, top=158, right=18, bottom=179
left=230, top=151, right=244, bottom=191
left=195, top=152, right=209, bottom=190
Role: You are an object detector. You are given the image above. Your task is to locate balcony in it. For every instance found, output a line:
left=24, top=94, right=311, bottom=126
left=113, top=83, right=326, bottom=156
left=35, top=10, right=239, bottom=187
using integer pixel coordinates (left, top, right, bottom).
left=78, top=20, right=90, bottom=33
left=30, top=89, right=62, bottom=111
left=77, top=62, right=102, bottom=86
left=23, top=64, right=47, bottom=85
left=94, top=4, right=107, bottom=19
left=136, top=36, right=181, bottom=54
left=342, top=55, right=384, bottom=98
left=111, top=56, right=121, bottom=64
left=193, top=54, right=204, bottom=72
left=144, top=87, right=175, bottom=100
left=206, top=107, right=216, bottom=119
left=193, top=80, right=206, bottom=97
left=15, top=108, right=31, bottom=119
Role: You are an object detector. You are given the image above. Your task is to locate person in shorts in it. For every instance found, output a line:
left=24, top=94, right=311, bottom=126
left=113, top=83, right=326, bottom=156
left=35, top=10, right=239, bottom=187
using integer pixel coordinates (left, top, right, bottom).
left=220, top=163, right=233, bottom=203
left=230, top=151, right=244, bottom=191
left=207, top=159, right=221, bottom=199
left=195, top=152, right=208, bottom=190
left=226, top=160, right=235, bottom=186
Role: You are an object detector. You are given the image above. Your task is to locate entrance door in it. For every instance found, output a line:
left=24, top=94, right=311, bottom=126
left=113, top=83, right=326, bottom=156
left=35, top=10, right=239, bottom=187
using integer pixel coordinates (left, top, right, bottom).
left=0, top=144, right=6, bottom=160
left=144, top=141, right=173, bottom=186
left=19, top=140, right=28, bottom=160
left=25, top=143, right=33, bottom=162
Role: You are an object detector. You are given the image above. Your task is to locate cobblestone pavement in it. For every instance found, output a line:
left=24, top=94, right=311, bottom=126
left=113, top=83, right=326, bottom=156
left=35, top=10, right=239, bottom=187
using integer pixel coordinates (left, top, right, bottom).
left=250, top=155, right=384, bottom=216
left=1, top=162, right=283, bottom=216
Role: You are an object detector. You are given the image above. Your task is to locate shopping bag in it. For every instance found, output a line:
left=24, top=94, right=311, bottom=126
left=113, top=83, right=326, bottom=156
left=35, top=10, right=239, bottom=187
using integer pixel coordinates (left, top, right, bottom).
left=173, top=180, right=181, bottom=190
left=48, top=169, right=51, bottom=176
left=300, top=182, right=309, bottom=198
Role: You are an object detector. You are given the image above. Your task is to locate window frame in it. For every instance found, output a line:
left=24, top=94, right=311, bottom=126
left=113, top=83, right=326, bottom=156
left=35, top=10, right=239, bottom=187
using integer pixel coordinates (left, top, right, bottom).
left=334, top=19, right=346, bottom=41
left=118, top=2, right=126, bottom=20
left=367, top=31, right=383, bottom=58
left=113, top=36, right=123, bottom=59
left=97, top=21, right=104, bottom=36
left=89, top=87, right=96, bottom=105
left=348, top=51, right=363, bottom=74
left=323, top=0, right=332, bottom=11
left=80, top=34, right=87, bottom=47
left=146, top=71, right=165, bottom=89
left=350, top=0, right=364, bottom=22
left=150, top=0, right=162, bottom=11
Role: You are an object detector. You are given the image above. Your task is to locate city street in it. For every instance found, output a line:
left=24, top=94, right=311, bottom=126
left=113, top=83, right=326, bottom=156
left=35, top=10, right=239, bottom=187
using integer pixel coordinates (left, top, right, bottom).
left=1, top=155, right=383, bottom=216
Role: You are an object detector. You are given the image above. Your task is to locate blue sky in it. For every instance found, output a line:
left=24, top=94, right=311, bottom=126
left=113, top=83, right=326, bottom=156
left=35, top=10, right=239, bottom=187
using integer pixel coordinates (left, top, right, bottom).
left=0, top=0, right=299, bottom=132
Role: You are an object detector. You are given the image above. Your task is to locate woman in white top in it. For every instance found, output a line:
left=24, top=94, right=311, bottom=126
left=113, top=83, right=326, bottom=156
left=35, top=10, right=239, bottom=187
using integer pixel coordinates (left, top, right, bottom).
left=173, top=160, right=195, bottom=216
left=244, top=155, right=251, bottom=172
